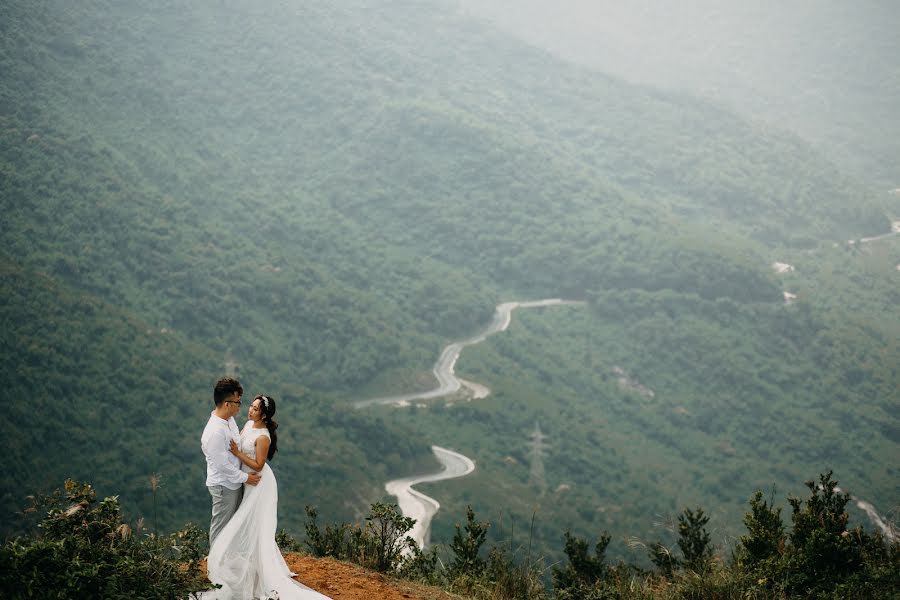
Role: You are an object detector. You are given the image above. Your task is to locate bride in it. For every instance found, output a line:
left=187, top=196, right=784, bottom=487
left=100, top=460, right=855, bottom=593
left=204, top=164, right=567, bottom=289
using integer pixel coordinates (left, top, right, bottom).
left=198, top=394, right=331, bottom=600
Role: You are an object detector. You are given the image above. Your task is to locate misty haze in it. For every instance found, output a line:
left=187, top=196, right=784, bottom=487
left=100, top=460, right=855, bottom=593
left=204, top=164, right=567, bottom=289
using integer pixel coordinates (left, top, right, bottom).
left=1, top=1, right=897, bottom=597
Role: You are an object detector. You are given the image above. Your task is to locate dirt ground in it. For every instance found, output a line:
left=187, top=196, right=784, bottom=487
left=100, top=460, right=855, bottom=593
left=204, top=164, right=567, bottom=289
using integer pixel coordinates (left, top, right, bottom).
left=201, top=553, right=461, bottom=600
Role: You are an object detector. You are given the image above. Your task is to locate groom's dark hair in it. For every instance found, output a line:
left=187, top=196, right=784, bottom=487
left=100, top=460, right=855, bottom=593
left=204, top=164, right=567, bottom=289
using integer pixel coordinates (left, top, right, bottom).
left=213, top=377, right=243, bottom=406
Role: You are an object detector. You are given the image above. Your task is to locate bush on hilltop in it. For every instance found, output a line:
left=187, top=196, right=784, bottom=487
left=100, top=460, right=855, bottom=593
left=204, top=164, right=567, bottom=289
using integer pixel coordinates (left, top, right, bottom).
left=0, top=480, right=209, bottom=600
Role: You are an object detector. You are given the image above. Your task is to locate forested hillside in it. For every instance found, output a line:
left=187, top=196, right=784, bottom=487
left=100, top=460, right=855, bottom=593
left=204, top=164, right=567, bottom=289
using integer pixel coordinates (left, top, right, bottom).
left=1, top=0, right=897, bottom=566
left=459, top=0, right=900, bottom=189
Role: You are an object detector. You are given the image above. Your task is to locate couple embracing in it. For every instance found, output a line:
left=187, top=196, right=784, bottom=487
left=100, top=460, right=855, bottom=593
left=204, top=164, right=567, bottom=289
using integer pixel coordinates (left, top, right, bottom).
left=198, top=377, right=331, bottom=600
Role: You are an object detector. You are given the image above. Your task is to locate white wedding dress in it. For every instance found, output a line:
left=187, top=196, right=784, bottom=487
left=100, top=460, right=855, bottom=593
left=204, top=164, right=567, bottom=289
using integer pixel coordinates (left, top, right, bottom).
left=196, top=425, right=331, bottom=600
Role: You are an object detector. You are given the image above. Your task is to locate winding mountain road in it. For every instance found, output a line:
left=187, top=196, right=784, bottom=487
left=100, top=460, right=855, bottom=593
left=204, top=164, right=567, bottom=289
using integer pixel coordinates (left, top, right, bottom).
left=354, top=296, right=897, bottom=546
left=384, top=446, right=476, bottom=551
left=353, top=300, right=584, bottom=409
left=355, top=300, right=583, bottom=548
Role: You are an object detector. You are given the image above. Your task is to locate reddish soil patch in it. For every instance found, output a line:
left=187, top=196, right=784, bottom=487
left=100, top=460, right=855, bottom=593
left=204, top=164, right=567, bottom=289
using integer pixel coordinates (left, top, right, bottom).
left=201, top=553, right=460, bottom=600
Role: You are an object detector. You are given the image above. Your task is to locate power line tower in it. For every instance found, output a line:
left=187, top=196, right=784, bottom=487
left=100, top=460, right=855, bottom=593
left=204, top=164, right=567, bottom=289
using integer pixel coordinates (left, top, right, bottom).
left=528, top=421, right=550, bottom=495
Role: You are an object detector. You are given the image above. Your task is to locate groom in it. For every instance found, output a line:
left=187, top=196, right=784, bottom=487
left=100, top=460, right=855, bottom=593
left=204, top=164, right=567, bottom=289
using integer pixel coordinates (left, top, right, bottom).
left=201, top=377, right=261, bottom=546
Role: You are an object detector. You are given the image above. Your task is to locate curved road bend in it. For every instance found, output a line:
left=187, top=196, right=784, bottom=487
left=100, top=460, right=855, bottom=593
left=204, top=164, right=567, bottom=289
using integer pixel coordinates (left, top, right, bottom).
left=384, top=446, right=476, bottom=551
left=359, top=299, right=584, bottom=549
left=358, top=297, right=895, bottom=545
left=353, top=299, right=585, bottom=409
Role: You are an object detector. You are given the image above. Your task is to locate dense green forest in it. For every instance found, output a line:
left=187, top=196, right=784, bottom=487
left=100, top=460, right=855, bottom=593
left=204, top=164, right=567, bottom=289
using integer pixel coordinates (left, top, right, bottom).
left=385, top=247, right=899, bottom=562
left=1, top=0, right=897, bottom=573
left=459, top=0, right=900, bottom=189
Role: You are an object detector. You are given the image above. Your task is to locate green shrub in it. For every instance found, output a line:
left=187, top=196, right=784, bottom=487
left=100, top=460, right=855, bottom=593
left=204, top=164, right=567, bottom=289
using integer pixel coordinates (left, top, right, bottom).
left=782, top=472, right=879, bottom=597
left=445, top=542, right=547, bottom=600
left=170, top=522, right=209, bottom=579
left=483, top=544, right=546, bottom=600
left=276, top=528, right=302, bottom=553
left=449, top=505, right=489, bottom=577
left=304, top=505, right=352, bottom=558
left=739, top=490, right=785, bottom=567
left=364, top=502, right=416, bottom=572
left=552, top=530, right=611, bottom=598
left=397, top=540, right=440, bottom=584
left=647, top=506, right=714, bottom=579
left=677, top=507, right=713, bottom=574
left=733, top=472, right=900, bottom=599
left=0, top=480, right=209, bottom=600
left=303, top=501, right=417, bottom=574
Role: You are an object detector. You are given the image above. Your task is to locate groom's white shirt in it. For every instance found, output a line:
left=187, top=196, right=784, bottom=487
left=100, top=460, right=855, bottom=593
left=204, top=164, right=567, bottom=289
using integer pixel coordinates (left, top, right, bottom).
left=201, top=412, right=248, bottom=489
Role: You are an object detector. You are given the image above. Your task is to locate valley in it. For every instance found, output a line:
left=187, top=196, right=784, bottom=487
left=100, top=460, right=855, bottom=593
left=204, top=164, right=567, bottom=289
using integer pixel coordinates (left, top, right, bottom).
left=0, top=1, right=896, bottom=571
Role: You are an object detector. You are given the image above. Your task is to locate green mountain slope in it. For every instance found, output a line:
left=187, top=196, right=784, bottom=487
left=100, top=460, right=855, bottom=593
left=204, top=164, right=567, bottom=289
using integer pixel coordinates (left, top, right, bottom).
left=459, top=0, right=900, bottom=189
left=0, top=259, right=434, bottom=534
left=1, top=0, right=897, bottom=560
left=384, top=245, right=899, bottom=561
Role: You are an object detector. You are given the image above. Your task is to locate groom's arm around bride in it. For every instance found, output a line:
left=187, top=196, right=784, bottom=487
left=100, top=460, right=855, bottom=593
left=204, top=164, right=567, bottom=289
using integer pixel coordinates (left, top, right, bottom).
left=201, top=377, right=261, bottom=547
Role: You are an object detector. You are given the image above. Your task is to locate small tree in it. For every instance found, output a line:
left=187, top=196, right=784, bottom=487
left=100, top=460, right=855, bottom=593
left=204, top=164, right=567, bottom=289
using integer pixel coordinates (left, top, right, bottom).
left=449, top=505, right=489, bottom=576
left=552, top=531, right=611, bottom=596
left=784, top=471, right=863, bottom=595
left=739, top=490, right=785, bottom=567
left=365, top=502, right=416, bottom=573
left=304, top=505, right=351, bottom=558
left=397, top=539, right=439, bottom=583
left=677, top=507, right=714, bottom=573
left=276, top=528, right=302, bottom=552
left=0, top=480, right=209, bottom=599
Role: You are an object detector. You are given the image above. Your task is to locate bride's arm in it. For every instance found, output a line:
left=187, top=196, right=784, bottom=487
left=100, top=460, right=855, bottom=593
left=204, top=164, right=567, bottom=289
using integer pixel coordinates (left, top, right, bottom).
left=229, top=436, right=270, bottom=471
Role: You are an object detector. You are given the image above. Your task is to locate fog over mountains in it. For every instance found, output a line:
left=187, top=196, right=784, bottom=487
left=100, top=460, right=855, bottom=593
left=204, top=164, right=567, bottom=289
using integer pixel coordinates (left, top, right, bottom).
left=459, top=0, right=900, bottom=188
left=1, top=0, right=897, bottom=567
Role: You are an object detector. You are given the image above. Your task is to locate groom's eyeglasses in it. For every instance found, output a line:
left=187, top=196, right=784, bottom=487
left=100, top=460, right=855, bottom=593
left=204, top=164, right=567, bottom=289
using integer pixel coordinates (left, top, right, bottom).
left=225, top=400, right=242, bottom=406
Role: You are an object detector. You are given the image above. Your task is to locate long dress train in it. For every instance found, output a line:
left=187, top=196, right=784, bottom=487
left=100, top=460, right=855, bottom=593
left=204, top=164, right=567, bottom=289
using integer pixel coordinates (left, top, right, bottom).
left=196, top=427, right=330, bottom=600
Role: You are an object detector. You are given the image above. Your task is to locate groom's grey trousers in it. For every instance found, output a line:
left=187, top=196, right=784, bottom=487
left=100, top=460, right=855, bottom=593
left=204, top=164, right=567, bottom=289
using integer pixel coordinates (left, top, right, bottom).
left=208, top=485, right=243, bottom=546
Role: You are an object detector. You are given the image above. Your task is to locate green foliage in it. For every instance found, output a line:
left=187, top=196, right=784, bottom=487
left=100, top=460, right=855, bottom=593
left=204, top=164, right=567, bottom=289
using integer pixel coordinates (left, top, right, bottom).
left=396, top=542, right=439, bottom=584
left=305, top=502, right=547, bottom=599
left=304, top=506, right=347, bottom=558
left=480, top=544, right=546, bottom=600
left=782, top=472, right=863, bottom=596
left=170, top=522, right=209, bottom=578
left=303, top=502, right=417, bottom=574
left=552, top=531, right=612, bottom=599
left=275, top=528, right=302, bottom=553
left=677, top=507, right=713, bottom=574
left=731, top=472, right=900, bottom=599
left=449, top=505, right=490, bottom=577
left=365, top=502, right=417, bottom=573
left=7, top=473, right=897, bottom=599
left=442, top=507, right=545, bottom=600
left=0, top=0, right=897, bottom=586
left=0, top=480, right=209, bottom=600
left=738, top=490, right=785, bottom=568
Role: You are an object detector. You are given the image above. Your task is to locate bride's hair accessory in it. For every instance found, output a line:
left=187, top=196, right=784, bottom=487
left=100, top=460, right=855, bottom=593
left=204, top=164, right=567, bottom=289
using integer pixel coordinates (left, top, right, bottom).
left=261, top=396, right=269, bottom=410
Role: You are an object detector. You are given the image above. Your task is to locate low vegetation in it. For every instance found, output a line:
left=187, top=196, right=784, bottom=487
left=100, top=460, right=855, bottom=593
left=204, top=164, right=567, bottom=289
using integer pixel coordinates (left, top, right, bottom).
left=299, top=471, right=898, bottom=599
left=7, top=472, right=883, bottom=599
left=2, top=0, right=898, bottom=588
left=0, top=480, right=209, bottom=599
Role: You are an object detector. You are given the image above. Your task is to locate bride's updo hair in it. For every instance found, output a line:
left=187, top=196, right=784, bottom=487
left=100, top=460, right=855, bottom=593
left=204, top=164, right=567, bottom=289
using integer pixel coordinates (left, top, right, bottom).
left=255, top=394, right=278, bottom=460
